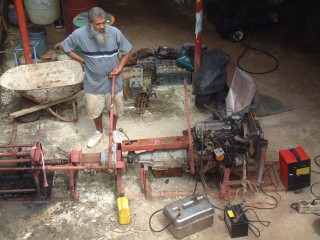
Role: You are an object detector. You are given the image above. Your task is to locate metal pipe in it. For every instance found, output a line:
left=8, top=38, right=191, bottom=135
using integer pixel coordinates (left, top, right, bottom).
left=0, top=189, right=37, bottom=193
left=0, top=159, right=68, bottom=164
left=14, top=0, right=33, bottom=64
left=0, top=159, right=31, bottom=163
left=194, top=0, right=203, bottom=72
left=0, top=165, right=115, bottom=171
left=44, top=159, right=69, bottom=165
left=184, top=79, right=195, bottom=174
left=0, top=144, right=34, bottom=148
left=0, top=151, right=31, bottom=157
left=108, top=75, right=116, bottom=166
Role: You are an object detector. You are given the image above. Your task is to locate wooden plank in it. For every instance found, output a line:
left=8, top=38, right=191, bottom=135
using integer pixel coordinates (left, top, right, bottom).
left=10, top=93, right=80, bottom=119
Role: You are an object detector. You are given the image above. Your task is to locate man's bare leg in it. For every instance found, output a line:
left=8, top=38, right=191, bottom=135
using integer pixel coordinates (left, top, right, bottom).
left=93, top=113, right=104, bottom=133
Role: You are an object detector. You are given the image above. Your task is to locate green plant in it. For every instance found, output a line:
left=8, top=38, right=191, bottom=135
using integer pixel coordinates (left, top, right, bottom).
left=147, top=172, right=154, bottom=182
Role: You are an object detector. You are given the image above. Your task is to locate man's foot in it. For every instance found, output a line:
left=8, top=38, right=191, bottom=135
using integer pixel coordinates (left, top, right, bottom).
left=87, top=130, right=104, bottom=148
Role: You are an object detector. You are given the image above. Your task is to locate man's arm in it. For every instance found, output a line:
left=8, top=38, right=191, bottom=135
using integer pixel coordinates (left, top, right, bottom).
left=60, top=46, right=85, bottom=64
left=109, top=49, right=132, bottom=77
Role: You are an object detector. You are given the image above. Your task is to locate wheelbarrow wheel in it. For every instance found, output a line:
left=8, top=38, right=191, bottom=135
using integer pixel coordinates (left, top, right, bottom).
left=11, top=97, right=41, bottom=123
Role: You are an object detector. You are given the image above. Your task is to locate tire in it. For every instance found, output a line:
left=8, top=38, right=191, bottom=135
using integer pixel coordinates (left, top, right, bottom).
left=230, top=29, right=244, bottom=42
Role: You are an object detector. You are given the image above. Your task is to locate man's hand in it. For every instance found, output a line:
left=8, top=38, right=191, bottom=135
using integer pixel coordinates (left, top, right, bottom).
left=108, top=67, right=122, bottom=78
left=60, top=46, right=85, bottom=64
left=108, top=49, right=132, bottom=78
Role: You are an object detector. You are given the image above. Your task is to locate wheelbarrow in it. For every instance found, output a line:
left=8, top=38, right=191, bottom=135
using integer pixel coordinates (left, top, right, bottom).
left=0, top=60, right=84, bottom=122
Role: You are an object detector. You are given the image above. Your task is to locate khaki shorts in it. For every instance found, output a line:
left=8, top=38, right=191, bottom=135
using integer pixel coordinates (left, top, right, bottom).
left=85, top=91, right=123, bottom=119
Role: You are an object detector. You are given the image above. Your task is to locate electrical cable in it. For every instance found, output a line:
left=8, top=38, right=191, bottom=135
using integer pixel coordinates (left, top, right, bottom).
left=246, top=208, right=271, bottom=227
left=249, top=161, right=280, bottom=209
left=315, top=155, right=320, bottom=168
left=310, top=182, right=320, bottom=199
left=248, top=223, right=261, bottom=237
left=192, top=131, right=225, bottom=212
left=235, top=0, right=280, bottom=74
left=290, top=202, right=298, bottom=211
left=237, top=41, right=279, bottom=74
left=249, top=185, right=278, bottom=210
left=242, top=207, right=271, bottom=237
left=149, top=208, right=175, bottom=233
left=311, top=155, right=320, bottom=198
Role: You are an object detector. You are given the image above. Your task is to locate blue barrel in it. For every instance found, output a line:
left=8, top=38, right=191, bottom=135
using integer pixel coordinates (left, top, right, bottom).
left=27, top=26, right=47, bottom=56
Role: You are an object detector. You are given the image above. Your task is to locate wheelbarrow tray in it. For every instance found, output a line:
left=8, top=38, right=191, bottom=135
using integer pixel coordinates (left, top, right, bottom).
left=0, top=60, right=84, bottom=104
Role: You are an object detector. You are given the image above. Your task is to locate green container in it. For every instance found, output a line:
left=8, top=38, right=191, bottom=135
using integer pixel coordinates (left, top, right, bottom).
left=73, top=11, right=115, bottom=29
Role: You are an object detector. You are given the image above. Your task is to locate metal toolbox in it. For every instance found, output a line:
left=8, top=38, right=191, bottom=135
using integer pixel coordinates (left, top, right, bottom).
left=163, top=194, right=214, bottom=239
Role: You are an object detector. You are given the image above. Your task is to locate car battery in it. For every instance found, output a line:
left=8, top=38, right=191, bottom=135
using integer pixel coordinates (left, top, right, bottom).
left=163, top=194, right=214, bottom=239
left=279, top=146, right=311, bottom=191
left=224, top=204, right=248, bottom=238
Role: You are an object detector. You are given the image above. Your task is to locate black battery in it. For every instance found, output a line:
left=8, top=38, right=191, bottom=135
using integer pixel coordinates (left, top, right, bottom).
left=224, top=204, right=248, bottom=238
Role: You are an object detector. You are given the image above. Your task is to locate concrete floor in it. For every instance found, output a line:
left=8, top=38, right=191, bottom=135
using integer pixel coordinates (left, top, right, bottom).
left=0, top=0, right=320, bottom=239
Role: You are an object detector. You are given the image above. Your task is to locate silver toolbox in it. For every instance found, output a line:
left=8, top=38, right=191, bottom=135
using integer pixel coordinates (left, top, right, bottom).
left=163, top=194, right=214, bottom=239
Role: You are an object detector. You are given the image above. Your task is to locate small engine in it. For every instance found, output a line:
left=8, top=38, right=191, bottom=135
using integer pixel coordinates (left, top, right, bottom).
left=193, top=109, right=266, bottom=175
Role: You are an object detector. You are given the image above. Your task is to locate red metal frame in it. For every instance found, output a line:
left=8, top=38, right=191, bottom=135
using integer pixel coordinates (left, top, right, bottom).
left=0, top=141, right=126, bottom=199
left=122, top=136, right=190, bottom=152
left=120, top=80, right=195, bottom=198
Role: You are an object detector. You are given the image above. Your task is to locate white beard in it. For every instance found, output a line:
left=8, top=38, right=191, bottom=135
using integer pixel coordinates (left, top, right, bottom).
left=90, top=24, right=108, bottom=46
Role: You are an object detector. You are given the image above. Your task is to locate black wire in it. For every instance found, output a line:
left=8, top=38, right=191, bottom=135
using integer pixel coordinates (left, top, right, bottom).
left=149, top=208, right=174, bottom=233
left=310, top=182, right=320, bottom=199
left=193, top=179, right=198, bottom=195
left=315, top=155, right=320, bottom=168
left=237, top=41, right=279, bottom=74
left=310, top=155, right=320, bottom=198
left=235, top=0, right=279, bottom=75
left=248, top=223, right=261, bottom=237
left=290, top=202, right=298, bottom=211
left=246, top=208, right=271, bottom=227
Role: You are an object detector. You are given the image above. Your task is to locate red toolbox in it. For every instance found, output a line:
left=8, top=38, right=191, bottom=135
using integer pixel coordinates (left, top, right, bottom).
left=279, top=146, right=311, bottom=191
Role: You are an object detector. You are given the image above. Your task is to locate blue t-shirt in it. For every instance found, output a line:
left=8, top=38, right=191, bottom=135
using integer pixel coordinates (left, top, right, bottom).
left=61, top=25, right=132, bottom=94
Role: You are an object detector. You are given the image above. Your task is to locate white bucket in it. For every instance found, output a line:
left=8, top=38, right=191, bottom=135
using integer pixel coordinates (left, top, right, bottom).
left=23, top=0, right=60, bottom=25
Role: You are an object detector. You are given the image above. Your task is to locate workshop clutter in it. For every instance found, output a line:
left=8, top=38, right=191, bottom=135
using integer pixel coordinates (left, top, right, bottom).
left=123, top=44, right=225, bottom=115
left=122, top=45, right=196, bottom=114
